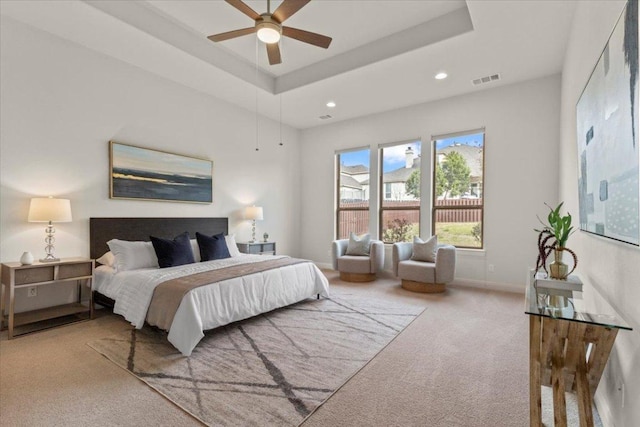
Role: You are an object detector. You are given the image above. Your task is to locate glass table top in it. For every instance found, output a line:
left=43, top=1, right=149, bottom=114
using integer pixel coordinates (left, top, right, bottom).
left=525, top=271, right=632, bottom=331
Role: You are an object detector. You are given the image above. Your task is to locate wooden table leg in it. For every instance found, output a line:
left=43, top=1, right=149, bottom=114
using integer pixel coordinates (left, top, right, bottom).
left=551, top=334, right=567, bottom=427
left=530, top=316, right=542, bottom=426
left=575, top=342, right=594, bottom=427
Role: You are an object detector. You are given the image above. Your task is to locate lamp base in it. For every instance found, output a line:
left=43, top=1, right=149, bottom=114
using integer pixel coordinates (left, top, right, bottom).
left=39, top=256, right=60, bottom=263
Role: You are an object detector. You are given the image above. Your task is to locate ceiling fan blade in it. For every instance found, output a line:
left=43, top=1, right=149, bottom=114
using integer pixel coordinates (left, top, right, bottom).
left=272, top=0, right=311, bottom=23
left=266, top=43, right=282, bottom=65
left=225, top=0, right=261, bottom=21
left=208, top=27, right=256, bottom=42
left=282, top=26, right=332, bottom=49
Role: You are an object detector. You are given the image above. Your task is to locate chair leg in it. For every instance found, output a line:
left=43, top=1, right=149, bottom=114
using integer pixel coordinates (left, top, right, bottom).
left=401, top=279, right=446, bottom=293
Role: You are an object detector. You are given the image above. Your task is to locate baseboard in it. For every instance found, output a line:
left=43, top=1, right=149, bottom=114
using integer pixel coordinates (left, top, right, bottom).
left=450, top=278, right=525, bottom=294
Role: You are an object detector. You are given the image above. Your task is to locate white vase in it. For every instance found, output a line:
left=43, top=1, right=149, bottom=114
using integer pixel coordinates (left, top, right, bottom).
left=20, top=251, right=34, bottom=265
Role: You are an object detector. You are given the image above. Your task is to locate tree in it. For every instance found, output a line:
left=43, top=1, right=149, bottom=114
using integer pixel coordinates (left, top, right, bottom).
left=435, top=163, right=445, bottom=197
left=405, top=170, right=420, bottom=199
left=440, top=152, right=471, bottom=198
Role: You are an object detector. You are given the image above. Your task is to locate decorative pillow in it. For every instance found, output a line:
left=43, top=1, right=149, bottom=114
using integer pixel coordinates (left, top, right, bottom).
left=346, top=232, right=371, bottom=256
left=225, top=234, right=242, bottom=257
left=190, top=239, right=201, bottom=262
left=107, top=239, right=159, bottom=271
left=150, top=232, right=195, bottom=268
left=196, top=232, right=231, bottom=261
left=412, top=235, right=438, bottom=263
left=96, top=251, right=116, bottom=267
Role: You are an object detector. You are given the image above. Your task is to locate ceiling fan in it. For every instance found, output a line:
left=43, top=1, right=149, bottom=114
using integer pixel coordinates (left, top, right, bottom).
left=207, top=0, right=332, bottom=65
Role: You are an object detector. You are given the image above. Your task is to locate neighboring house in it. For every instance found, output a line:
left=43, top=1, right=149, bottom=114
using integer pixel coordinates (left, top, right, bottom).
left=381, top=147, right=420, bottom=201
left=436, top=144, right=484, bottom=198
left=340, top=164, right=369, bottom=200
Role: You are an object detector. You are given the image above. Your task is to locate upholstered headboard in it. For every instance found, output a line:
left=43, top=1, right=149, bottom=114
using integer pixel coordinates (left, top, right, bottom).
left=89, top=217, right=229, bottom=260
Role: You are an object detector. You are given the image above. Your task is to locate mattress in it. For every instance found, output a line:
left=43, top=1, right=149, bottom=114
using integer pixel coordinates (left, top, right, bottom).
left=93, top=254, right=330, bottom=355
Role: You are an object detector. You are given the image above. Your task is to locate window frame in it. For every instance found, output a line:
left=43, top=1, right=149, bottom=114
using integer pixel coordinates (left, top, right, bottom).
left=378, top=140, right=422, bottom=244
left=336, top=148, right=371, bottom=240
left=431, top=129, right=485, bottom=249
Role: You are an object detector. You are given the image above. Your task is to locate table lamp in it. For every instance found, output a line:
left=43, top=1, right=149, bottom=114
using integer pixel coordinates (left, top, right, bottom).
left=28, top=197, right=72, bottom=262
left=244, top=206, right=263, bottom=243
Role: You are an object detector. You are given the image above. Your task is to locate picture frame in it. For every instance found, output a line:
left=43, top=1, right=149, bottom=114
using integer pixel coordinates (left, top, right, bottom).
left=109, top=141, right=213, bottom=204
left=576, top=0, right=639, bottom=246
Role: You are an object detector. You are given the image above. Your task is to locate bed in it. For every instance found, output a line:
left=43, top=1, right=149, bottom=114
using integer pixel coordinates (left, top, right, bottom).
left=89, top=217, right=330, bottom=356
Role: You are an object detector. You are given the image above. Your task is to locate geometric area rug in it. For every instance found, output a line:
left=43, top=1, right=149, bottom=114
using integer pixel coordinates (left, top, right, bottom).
left=87, top=290, right=425, bottom=426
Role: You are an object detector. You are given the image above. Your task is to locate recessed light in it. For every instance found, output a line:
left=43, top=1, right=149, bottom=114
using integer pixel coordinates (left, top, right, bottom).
left=435, top=72, right=448, bottom=80
left=326, top=101, right=336, bottom=108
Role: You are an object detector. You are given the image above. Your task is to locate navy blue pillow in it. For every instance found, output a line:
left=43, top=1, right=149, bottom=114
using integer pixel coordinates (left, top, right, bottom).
left=196, top=232, right=231, bottom=261
left=150, top=231, right=195, bottom=268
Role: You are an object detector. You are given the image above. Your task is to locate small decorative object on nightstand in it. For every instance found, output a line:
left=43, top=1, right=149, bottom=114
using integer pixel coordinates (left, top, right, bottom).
left=0, top=257, right=94, bottom=339
left=20, top=251, right=34, bottom=265
left=263, top=232, right=269, bottom=242
left=237, top=241, right=276, bottom=255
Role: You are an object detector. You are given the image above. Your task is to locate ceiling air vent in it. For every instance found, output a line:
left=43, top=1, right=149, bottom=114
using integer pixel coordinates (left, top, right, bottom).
left=319, top=114, right=333, bottom=120
left=472, top=73, right=501, bottom=86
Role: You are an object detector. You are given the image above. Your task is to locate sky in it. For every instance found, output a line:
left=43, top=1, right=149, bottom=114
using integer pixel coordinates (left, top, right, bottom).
left=112, top=143, right=212, bottom=176
left=339, top=133, right=484, bottom=171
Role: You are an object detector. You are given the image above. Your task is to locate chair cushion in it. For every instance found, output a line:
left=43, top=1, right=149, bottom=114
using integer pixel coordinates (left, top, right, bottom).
left=412, top=235, right=437, bottom=262
left=346, top=232, right=371, bottom=256
left=398, top=260, right=436, bottom=283
left=338, top=255, right=372, bottom=274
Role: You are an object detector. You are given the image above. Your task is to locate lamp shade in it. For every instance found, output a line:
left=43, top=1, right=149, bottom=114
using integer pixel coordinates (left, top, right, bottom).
left=244, top=206, right=264, bottom=221
left=28, top=198, right=72, bottom=223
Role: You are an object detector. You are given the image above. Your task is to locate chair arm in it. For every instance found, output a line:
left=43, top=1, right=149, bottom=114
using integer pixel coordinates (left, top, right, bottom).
left=369, top=240, right=384, bottom=273
left=331, top=239, right=349, bottom=270
left=392, top=242, right=413, bottom=277
left=435, top=244, right=456, bottom=284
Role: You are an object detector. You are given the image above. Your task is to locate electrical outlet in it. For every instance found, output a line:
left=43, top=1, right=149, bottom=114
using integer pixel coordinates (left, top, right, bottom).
left=488, top=264, right=495, bottom=272
left=27, top=286, right=37, bottom=297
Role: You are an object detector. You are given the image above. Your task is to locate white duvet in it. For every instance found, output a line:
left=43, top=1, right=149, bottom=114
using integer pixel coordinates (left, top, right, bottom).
left=93, top=255, right=330, bottom=356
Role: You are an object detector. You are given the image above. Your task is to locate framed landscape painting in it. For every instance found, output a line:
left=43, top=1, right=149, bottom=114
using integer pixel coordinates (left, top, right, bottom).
left=110, top=141, right=213, bottom=203
left=576, top=0, right=639, bottom=246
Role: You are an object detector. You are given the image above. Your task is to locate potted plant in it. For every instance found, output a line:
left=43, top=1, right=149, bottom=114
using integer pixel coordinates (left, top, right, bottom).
left=535, top=202, right=578, bottom=279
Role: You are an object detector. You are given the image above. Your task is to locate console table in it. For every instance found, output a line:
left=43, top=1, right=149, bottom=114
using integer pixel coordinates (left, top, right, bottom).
left=525, top=272, right=631, bottom=427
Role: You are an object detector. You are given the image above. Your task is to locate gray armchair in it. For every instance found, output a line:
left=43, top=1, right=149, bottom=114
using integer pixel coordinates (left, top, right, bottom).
left=332, top=239, right=384, bottom=282
left=392, top=242, right=456, bottom=293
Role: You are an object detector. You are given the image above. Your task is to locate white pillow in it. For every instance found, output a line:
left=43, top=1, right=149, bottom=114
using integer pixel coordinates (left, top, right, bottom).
left=411, top=235, right=438, bottom=263
left=225, top=234, right=241, bottom=257
left=190, top=239, right=201, bottom=262
left=96, top=251, right=116, bottom=267
left=346, top=232, right=371, bottom=256
left=107, top=239, right=159, bottom=271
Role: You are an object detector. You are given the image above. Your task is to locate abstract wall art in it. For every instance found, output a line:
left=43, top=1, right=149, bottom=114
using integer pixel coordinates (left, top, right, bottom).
left=110, top=141, right=213, bottom=203
left=576, top=0, right=639, bottom=246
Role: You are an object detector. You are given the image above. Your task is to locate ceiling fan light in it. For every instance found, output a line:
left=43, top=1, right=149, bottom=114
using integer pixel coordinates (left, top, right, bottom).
left=257, top=23, right=281, bottom=44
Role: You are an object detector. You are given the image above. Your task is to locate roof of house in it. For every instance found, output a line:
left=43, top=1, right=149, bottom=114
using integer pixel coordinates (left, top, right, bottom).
left=340, top=174, right=363, bottom=189
left=382, top=157, right=421, bottom=183
left=340, top=164, right=369, bottom=175
left=437, top=144, right=483, bottom=178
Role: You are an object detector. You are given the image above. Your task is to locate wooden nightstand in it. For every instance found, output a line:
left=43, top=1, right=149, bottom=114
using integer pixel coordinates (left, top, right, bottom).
left=237, top=241, right=276, bottom=255
left=0, top=257, right=94, bottom=338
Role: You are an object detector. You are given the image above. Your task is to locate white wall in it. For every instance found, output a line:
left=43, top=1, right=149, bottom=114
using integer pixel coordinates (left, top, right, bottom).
left=299, top=75, right=561, bottom=288
left=560, top=1, right=640, bottom=425
left=0, top=17, right=301, bottom=312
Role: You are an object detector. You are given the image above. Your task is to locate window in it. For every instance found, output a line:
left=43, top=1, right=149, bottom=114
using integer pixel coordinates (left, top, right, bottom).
left=432, top=130, right=484, bottom=249
left=379, top=141, right=421, bottom=243
left=336, top=148, right=370, bottom=239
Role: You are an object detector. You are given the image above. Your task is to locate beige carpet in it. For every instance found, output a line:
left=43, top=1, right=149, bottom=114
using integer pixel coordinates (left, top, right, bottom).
left=0, top=271, right=600, bottom=426
left=87, top=291, right=425, bottom=426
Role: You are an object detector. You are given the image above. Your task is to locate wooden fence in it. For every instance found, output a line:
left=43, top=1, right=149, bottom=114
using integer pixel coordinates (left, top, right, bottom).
left=338, top=199, right=481, bottom=237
